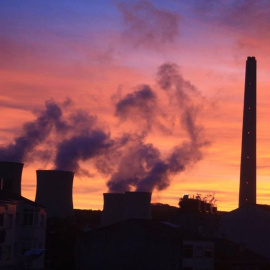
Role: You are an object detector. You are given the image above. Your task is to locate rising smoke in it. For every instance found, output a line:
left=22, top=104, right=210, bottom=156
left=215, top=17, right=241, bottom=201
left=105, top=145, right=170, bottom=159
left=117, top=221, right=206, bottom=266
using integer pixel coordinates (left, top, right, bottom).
left=0, top=62, right=208, bottom=193
left=106, top=63, right=209, bottom=192
left=55, top=130, right=112, bottom=173
left=0, top=100, right=64, bottom=162
left=0, top=100, right=112, bottom=176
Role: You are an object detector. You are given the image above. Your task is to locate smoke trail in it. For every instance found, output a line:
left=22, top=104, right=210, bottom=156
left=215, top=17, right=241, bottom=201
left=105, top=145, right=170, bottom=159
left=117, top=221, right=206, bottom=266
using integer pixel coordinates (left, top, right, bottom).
left=157, top=63, right=204, bottom=143
left=135, top=63, right=208, bottom=191
left=106, top=63, right=209, bottom=192
left=0, top=62, right=208, bottom=192
left=106, top=139, right=161, bottom=192
left=115, top=85, right=157, bottom=128
left=0, top=100, right=64, bottom=162
left=136, top=141, right=203, bottom=192
left=54, top=130, right=112, bottom=173
left=114, top=84, right=171, bottom=135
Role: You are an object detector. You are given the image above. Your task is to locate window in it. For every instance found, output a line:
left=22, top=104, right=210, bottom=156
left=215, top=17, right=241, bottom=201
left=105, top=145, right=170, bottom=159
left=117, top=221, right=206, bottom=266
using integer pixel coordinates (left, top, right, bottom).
left=40, top=214, right=45, bottom=227
left=0, top=229, right=6, bottom=244
left=23, top=209, right=34, bottom=226
left=16, top=213, right=21, bottom=226
left=2, top=245, right=11, bottom=260
left=0, top=178, right=12, bottom=191
left=34, top=210, right=38, bottom=226
left=183, top=244, right=193, bottom=258
left=7, top=214, right=13, bottom=228
left=23, top=208, right=39, bottom=226
left=205, top=248, right=213, bottom=258
left=194, top=246, right=204, bottom=258
left=22, top=238, right=33, bottom=255
left=14, top=242, right=20, bottom=257
left=0, top=213, right=4, bottom=227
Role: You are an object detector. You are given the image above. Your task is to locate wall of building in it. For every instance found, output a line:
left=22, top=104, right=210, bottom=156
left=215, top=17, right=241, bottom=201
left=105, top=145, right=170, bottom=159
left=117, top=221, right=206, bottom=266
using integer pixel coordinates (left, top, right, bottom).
left=0, top=201, right=47, bottom=269
left=219, top=204, right=270, bottom=259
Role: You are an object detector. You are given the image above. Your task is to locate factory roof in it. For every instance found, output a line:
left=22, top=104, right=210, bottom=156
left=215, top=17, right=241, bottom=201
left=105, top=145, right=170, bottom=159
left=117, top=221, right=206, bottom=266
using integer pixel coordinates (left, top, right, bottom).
left=0, top=190, right=43, bottom=207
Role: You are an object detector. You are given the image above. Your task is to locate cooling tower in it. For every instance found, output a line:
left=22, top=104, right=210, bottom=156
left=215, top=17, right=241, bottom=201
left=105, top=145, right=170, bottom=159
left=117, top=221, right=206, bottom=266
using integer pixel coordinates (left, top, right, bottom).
left=0, top=161, right=23, bottom=195
left=124, top=191, right=152, bottom=220
left=101, top=193, right=125, bottom=227
left=239, top=56, right=256, bottom=207
left=35, top=170, right=74, bottom=218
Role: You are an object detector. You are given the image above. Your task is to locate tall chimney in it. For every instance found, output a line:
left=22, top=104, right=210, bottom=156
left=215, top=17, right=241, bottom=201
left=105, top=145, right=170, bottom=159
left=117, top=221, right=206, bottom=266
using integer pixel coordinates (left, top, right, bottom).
left=0, top=161, right=23, bottom=195
left=35, top=170, right=74, bottom=218
left=239, top=56, right=256, bottom=207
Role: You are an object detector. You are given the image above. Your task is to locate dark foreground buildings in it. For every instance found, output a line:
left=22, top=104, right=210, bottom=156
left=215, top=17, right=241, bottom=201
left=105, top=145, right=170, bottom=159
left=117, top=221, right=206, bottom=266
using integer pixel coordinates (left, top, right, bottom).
left=0, top=162, right=47, bottom=269
left=76, top=199, right=270, bottom=270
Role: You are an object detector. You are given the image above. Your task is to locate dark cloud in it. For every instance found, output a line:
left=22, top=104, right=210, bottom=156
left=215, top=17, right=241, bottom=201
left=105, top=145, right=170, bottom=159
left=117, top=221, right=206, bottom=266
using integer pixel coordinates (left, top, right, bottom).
left=0, top=100, right=63, bottom=162
left=115, top=85, right=157, bottom=129
left=135, top=141, right=203, bottom=192
left=54, top=130, right=112, bottom=173
left=107, top=139, right=161, bottom=192
left=136, top=160, right=169, bottom=192
left=117, top=0, right=180, bottom=49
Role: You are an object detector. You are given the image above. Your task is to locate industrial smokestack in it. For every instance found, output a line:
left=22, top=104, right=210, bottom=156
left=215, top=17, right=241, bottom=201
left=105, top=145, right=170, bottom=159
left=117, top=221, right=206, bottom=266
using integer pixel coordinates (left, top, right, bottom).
left=0, top=161, right=23, bottom=195
left=239, top=57, right=256, bottom=208
left=124, top=191, right=152, bottom=220
left=35, top=170, right=74, bottom=218
left=101, top=193, right=125, bottom=227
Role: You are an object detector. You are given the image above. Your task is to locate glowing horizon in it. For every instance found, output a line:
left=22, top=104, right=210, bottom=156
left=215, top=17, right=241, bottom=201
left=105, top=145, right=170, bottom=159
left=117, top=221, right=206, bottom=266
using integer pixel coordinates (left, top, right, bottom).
left=1, top=1, right=270, bottom=211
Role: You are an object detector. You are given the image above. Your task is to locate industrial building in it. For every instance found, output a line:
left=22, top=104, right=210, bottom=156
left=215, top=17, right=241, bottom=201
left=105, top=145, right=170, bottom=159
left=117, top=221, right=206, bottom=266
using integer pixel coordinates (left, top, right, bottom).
left=0, top=162, right=47, bottom=269
left=101, top=191, right=152, bottom=226
left=35, top=170, right=74, bottom=218
left=239, top=56, right=257, bottom=207
left=77, top=57, right=270, bottom=269
left=218, top=56, right=270, bottom=261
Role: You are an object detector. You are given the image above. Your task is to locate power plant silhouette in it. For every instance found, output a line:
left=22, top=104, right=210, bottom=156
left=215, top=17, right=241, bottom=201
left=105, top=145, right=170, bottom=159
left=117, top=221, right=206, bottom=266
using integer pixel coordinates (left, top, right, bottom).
left=0, top=56, right=263, bottom=217
left=101, top=191, right=152, bottom=226
left=35, top=170, right=74, bottom=218
left=239, top=56, right=257, bottom=207
left=0, top=161, right=23, bottom=195
left=1, top=56, right=270, bottom=269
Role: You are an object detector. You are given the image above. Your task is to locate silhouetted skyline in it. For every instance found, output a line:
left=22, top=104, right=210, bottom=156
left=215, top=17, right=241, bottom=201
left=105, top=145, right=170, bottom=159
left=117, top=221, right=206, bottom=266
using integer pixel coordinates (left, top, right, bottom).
left=1, top=1, right=270, bottom=210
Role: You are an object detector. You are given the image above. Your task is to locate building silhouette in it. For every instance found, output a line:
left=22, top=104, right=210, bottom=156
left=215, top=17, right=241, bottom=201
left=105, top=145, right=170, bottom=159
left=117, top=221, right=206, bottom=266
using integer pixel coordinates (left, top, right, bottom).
left=0, top=161, right=23, bottom=196
left=0, top=162, right=47, bottom=269
left=35, top=170, right=74, bottom=218
left=239, top=56, right=257, bottom=207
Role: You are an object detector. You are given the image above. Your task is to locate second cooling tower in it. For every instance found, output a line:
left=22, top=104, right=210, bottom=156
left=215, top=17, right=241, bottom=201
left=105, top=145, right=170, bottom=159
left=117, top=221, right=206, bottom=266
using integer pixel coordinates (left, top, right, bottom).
left=101, top=193, right=125, bottom=227
left=101, top=191, right=152, bottom=227
left=124, top=191, right=152, bottom=220
left=35, top=170, right=74, bottom=218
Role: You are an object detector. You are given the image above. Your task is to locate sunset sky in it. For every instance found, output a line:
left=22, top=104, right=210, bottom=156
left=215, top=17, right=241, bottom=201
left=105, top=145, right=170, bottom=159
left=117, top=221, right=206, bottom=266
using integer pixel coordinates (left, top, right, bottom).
left=1, top=0, right=270, bottom=211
